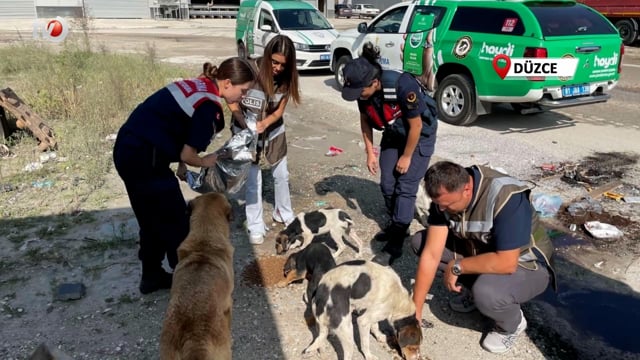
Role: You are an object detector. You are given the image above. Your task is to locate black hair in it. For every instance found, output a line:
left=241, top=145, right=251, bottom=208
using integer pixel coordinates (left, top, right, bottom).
left=424, top=161, right=470, bottom=198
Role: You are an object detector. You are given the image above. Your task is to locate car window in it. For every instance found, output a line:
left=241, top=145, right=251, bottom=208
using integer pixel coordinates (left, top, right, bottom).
left=370, top=6, right=407, bottom=33
left=407, top=6, right=446, bottom=30
left=528, top=3, right=617, bottom=36
left=363, top=4, right=375, bottom=9
left=275, top=9, right=332, bottom=30
left=449, top=7, right=525, bottom=36
left=259, top=10, right=274, bottom=29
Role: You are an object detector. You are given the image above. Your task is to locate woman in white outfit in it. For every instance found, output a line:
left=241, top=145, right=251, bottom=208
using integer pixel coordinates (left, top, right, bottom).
left=229, top=35, right=301, bottom=244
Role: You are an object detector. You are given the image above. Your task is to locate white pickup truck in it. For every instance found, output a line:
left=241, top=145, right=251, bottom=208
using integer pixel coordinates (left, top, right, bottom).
left=351, top=4, right=380, bottom=18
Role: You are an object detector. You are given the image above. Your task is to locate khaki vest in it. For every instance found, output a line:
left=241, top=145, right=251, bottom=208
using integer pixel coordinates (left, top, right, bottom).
left=445, top=166, right=557, bottom=290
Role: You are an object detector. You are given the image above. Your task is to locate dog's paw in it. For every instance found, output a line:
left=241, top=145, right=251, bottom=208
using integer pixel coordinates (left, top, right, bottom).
left=302, top=346, right=320, bottom=358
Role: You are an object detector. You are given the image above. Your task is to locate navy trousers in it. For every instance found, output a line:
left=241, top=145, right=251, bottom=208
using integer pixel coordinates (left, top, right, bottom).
left=113, top=129, right=189, bottom=272
left=379, top=135, right=433, bottom=227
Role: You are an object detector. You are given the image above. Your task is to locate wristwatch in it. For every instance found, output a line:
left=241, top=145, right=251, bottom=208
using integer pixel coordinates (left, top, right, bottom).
left=451, top=260, right=463, bottom=276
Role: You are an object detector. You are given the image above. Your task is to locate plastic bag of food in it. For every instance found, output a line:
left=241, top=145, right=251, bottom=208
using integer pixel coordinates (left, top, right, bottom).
left=190, top=129, right=257, bottom=194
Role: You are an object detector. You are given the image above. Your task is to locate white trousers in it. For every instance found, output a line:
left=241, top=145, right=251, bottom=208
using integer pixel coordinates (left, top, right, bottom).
left=245, top=156, right=294, bottom=236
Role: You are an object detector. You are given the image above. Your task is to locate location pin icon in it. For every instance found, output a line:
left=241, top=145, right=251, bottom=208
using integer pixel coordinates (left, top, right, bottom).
left=492, top=54, right=511, bottom=79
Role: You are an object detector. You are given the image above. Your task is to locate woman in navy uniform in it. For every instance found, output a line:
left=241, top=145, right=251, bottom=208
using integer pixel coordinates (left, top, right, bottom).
left=113, top=58, right=255, bottom=294
left=341, top=42, right=438, bottom=265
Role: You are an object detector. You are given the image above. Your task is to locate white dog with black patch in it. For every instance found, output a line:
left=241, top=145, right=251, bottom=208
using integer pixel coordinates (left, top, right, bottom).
left=304, top=260, right=422, bottom=360
left=275, top=208, right=362, bottom=259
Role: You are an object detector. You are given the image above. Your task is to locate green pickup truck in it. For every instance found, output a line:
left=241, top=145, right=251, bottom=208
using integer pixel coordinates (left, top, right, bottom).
left=330, top=0, right=624, bottom=126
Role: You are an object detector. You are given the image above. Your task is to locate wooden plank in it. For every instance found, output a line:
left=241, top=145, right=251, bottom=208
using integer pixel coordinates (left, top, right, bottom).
left=587, top=180, right=623, bottom=199
left=0, top=87, right=57, bottom=151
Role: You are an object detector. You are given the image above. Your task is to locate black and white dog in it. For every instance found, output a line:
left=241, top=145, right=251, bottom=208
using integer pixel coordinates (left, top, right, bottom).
left=304, top=260, right=422, bottom=360
left=275, top=208, right=362, bottom=258
left=276, top=236, right=337, bottom=303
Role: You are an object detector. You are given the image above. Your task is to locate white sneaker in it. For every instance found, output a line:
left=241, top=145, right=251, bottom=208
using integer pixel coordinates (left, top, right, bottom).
left=249, top=233, right=264, bottom=245
left=272, top=209, right=294, bottom=227
left=481, top=310, right=528, bottom=353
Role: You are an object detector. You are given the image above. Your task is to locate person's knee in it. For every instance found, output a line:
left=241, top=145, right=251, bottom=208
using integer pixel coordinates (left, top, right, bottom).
left=472, top=282, right=510, bottom=313
left=410, top=230, right=427, bottom=256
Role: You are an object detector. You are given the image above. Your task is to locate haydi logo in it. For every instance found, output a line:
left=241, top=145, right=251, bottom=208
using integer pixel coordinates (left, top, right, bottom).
left=594, top=53, right=619, bottom=69
left=32, top=17, right=69, bottom=42
left=492, top=54, right=578, bottom=79
left=481, top=42, right=515, bottom=57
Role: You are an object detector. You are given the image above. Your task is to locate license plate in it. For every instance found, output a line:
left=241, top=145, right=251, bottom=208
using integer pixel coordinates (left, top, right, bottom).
left=320, top=54, right=330, bottom=60
left=561, top=84, right=590, bottom=97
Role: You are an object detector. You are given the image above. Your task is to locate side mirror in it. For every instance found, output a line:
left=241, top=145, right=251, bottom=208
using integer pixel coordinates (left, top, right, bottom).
left=260, top=24, right=273, bottom=32
left=357, top=22, right=367, bottom=33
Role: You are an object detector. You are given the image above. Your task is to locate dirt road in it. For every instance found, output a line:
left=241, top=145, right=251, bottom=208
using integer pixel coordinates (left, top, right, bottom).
left=1, top=18, right=639, bottom=360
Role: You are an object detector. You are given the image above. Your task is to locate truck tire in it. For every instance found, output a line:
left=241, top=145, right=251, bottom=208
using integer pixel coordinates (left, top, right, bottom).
left=615, top=19, right=637, bottom=46
left=334, top=54, right=352, bottom=90
left=237, top=41, right=248, bottom=59
left=435, top=74, right=477, bottom=126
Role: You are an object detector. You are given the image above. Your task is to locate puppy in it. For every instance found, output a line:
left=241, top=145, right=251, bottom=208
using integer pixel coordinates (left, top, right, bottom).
left=160, top=192, right=234, bottom=360
left=304, top=260, right=422, bottom=360
left=275, top=208, right=362, bottom=258
left=276, top=236, right=337, bottom=303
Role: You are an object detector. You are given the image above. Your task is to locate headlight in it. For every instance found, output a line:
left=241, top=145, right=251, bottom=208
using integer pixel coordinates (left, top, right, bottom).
left=294, top=42, right=310, bottom=52
left=324, top=44, right=331, bottom=51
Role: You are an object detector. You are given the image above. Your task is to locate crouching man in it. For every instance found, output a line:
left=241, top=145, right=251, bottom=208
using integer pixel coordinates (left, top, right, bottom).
left=411, top=160, right=556, bottom=353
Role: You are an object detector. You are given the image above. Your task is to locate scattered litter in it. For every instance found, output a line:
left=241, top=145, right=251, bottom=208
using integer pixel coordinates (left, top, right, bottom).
left=55, top=283, right=86, bottom=301
left=420, top=319, right=434, bottom=329
left=540, top=163, right=556, bottom=172
left=624, top=196, right=640, bottom=204
left=1, top=183, right=14, bottom=192
left=315, top=200, right=327, bottom=207
left=32, top=180, right=54, bottom=188
left=105, top=133, right=117, bottom=141
left=569, top=224, right=577, bottom=232
left=567, top=197, right=603, bottom=217
left=290, top=143, right=315, bottom=150
left=325, top=146, right=344, bottom=157
left=302, top=135, right=327, bottom=141
left=0, top=144, right=15, bottom=158
left=24, top=162, right=43, bottom=172
left=602, top=191, right=624, bottom=201
left=39, top=151, right=57, bottom=163
left=532, top=193, right=563, bottom=217
left=594, top=261, right=604, bottom=269
left=584, top=221, right=623, bottom=239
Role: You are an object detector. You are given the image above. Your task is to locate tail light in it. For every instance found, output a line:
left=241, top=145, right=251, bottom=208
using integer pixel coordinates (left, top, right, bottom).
left=523, top=47, right=548, bottom=81
left=618, top=43, right=625, bottom=74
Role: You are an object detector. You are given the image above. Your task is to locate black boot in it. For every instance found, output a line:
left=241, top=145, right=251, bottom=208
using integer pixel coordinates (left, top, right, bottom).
left=372, top=223, right=409, bottom=266
left=374, top=220, right=410, bottom=242
left=139, top=264, right=173, bottom=295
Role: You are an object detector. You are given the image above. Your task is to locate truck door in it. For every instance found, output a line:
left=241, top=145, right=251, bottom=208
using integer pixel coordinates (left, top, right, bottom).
left=254, top=9, right=277, bottom=57
left=365, top=5, right=409, bottom=70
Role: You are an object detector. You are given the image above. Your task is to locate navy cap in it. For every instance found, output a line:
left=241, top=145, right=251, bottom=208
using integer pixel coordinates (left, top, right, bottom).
left=341, top=57, right=377, bottom=101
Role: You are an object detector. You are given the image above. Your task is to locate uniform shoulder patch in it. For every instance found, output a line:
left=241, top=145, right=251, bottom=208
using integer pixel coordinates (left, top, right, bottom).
left=406, top=91, right=417, bottom=103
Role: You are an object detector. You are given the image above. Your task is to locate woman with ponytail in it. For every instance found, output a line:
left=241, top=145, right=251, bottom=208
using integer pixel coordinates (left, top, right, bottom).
left=113, top=57, right=255, bottom=294
left=341, top=42, right=439, bottom=265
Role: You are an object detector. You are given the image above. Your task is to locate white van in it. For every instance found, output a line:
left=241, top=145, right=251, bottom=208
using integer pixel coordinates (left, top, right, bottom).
left=235, top=0, right=338, bottom=70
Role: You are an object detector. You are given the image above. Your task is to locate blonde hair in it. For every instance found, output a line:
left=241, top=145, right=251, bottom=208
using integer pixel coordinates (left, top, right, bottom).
left=200, top=57, right=256, bottom=85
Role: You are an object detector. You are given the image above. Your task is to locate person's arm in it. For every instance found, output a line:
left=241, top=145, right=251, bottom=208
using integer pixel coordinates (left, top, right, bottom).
left=396, top=115, right=422, bottom=174
left=228, top=102, right=248, bottom=129
left=442, top=193, right=532, bottom=291
left=413, top=225, right=448, bottom=321
left=180, top=144, right=217, bottom=168
left=256, top=97, right=289, bottom=134
left=359, top=113, right=378, bottom=176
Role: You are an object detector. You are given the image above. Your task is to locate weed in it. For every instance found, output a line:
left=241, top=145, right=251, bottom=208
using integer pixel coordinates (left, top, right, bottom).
left=118, top=294, right=136, bottom=304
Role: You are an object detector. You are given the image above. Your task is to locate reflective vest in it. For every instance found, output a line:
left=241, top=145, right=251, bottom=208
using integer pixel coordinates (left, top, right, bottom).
left=444, top=166, right=557, bottom=290
left=166, top=77, right=223, bottom=117
left=362, top=70, right=437, bottom=139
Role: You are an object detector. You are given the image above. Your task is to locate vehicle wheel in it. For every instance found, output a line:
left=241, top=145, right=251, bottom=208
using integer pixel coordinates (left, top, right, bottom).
left=615, top=20, right=637, bottom=46
left=334, top=54, right=352, bottom=90
left=435, top=74, right=477, bottom=126
left=237, top=41, right=248, bottom=59
left=346, top=16, right=351, bottom=19
left=510, top=103, right=536, bottom=114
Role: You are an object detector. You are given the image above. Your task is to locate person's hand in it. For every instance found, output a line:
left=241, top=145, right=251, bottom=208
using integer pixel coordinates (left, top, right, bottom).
left=444, top=260, right=462, bottom=293
left=366, top=153, right=378, bottom=176
left=176, top=162, right=187, bottom=181
left=256, top=121, right=267, bottom=134
left=200, top=153, right=218, bottom=168
left=395, top=155, right=412, bottom=174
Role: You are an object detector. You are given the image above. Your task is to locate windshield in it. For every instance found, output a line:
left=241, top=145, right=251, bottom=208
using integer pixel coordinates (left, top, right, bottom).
left=274, top=9, right=333, bottom=30
left=363, top=4, right=375, bottom=9
left=528, top=3, right=617, bottom=36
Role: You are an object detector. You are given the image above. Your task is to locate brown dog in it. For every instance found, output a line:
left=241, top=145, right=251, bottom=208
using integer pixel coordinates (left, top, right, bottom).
left=160, top=192, right=234, bottom=360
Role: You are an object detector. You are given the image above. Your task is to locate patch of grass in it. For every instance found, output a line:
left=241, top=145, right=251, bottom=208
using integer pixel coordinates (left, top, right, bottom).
left=0, top=37, right=191, bottom=218
left=118, top=294, right=136, bottom=304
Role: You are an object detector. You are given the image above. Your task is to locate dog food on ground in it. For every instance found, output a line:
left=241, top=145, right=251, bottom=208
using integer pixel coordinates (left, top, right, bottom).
left=241, top=256, right=287, bottom=287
